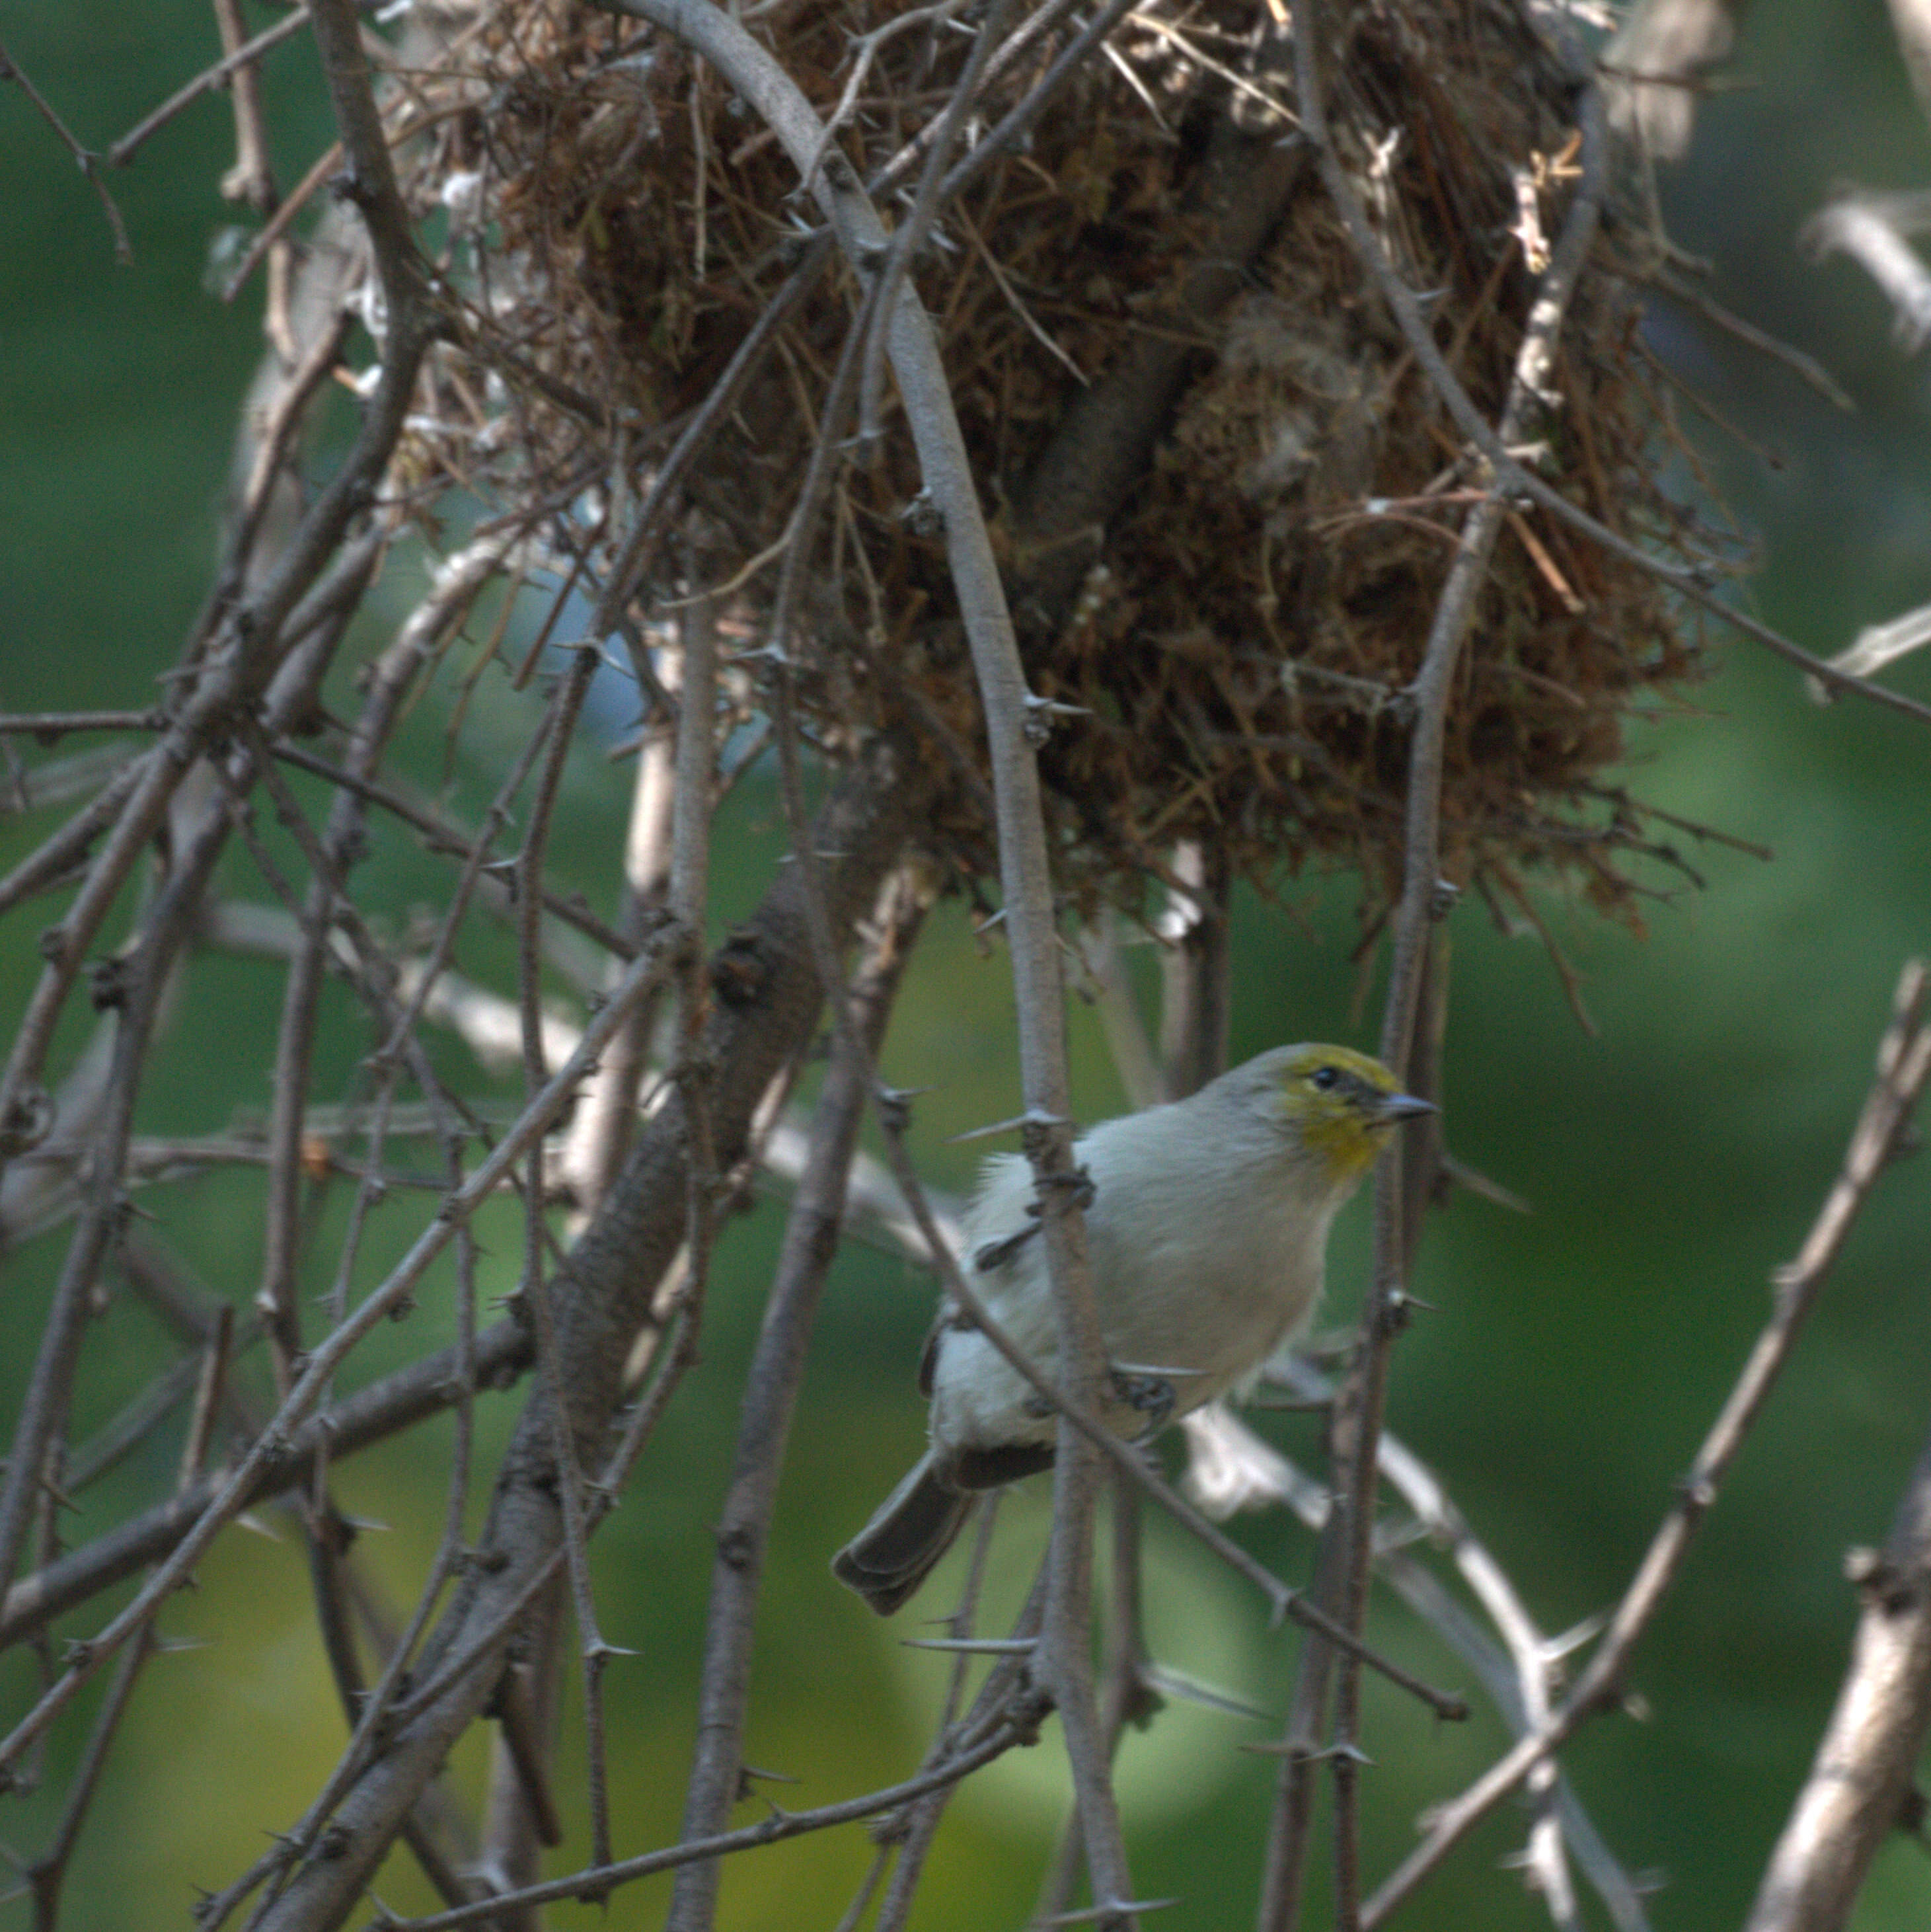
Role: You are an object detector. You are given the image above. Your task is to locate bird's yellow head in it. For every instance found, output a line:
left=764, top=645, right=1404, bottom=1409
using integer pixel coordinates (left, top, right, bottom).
left=1261, top=1043, right=1435, bottom=1185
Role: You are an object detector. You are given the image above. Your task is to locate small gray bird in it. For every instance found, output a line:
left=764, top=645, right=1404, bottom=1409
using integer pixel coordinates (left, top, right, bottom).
left=834, top=1044, right=1433, bottom=1613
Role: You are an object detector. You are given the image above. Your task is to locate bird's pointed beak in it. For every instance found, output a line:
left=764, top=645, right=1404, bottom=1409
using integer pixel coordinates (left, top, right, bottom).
left=1377, top=1091, right=1437, bottom=1124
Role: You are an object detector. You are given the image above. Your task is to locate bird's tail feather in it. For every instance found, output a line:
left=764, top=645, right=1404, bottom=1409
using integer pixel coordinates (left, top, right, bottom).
left=833, top=1452, right=973, bottom=1615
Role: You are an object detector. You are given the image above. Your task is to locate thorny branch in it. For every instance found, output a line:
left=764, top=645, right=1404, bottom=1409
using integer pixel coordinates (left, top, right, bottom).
left=1363, top=959, right=1931, bottom=1926
left=1745, top=1403, right=1931, bottom=1932
left=665, top=865, right=930, bottom=1932
left=0, top=1315, right=532, bottom=1650
left=0, top=0, right=439, bottom=1184
left=231, top=735, right=931, bottom=1931
left=593, top=0, right=1134, bottom=1909
left=1292, top=46, right=1614, bottom=1932
left=0, top=929, right=684, bottom=1783
left=509, top=645, right=612, bottom=1879
left=381, top=1701, right=1041, bottom=1932
left=107, top=5, right=313, bottom=171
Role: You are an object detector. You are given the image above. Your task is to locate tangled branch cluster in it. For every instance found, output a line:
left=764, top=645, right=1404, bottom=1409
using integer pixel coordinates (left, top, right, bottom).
left=11, top=0, right=1930, bottom=1928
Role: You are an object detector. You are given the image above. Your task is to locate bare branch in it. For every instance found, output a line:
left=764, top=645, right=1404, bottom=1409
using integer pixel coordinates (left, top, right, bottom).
left=0, top=34, right=131, bottom=261
left=1263, top=22, right=1612, bottom=1924
left=268, top=738, right=641, bottom=960
left=0, top=1, right=440, bottom=1173
left=107, top=5, right=311, bottom=170
left=1745, top=1416, right=1931, bottom=1932
left=381, top=1704, right=1039, bottom=1932
left=853, top=0, right=1018, bottom=451
left=1186, top=1399, right=1653, bottom=1932
left=1154, top=844, right=1231, bottom=1103
left=21, top=1311, right=231, bottom=1926
left=666, top=865, right=930, bottom=1931
left=1803, top=189, right=1931, bottom=352
left=0, top=712, right=165, bottom=739
left=0, top=1311, right=530, bottom=1652
left=511, top=647, right=611, bottom=1874
left=589, top=0, right=1129, bottom=1899
left=1807, top=598, right=1931, bottom=705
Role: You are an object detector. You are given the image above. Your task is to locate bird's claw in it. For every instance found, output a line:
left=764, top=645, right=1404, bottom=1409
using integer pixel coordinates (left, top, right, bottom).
left=1110, top=1369, right=1177, bottom=1434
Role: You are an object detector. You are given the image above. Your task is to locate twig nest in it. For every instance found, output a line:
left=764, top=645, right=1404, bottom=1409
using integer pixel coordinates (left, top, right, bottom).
left=399, top=0, right=1718, bottom=925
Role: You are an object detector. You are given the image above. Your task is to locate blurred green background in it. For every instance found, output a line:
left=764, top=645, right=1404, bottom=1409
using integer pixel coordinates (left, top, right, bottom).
left=3, top=2, right=1931, bottom=1927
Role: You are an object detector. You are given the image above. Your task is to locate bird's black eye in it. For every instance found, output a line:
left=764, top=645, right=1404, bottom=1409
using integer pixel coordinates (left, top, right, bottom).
left=1310, top=1065, right=1340, bottom=1091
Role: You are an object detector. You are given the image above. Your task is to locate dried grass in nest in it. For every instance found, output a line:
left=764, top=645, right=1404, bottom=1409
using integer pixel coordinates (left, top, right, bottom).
left=398, top=0, right=1722, bottom=926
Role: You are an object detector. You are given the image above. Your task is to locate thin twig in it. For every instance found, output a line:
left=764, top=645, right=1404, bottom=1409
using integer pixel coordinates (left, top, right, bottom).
left=0, top=34, right=132, bottom=261
left=0, top=777, right=241, bottom=1637
left=0, top=711, right=166, bottom=738
left=22, top=1311, right=231, bottom=1926
left=0, top=0, right=437, bottom=1169
left=239, top=737, right=930, bottom=1931
left=381, top=1711, right=1038, bottom=1931
left=510, top=648, right=611, bottom=1872
left=1291, top=62, right=1931, bottom=727
left=589, top=237, right=833, bottom=631
left=269, top=738, right=640, bottom=960
left=855, top=0, right=1018, bottom=451
left=107, top=6, right=312, bottom=168
left=254, top=533, right=500, bottom=1386
left=1155, top=843, right=1231, bottom=1102
left=0, top=753, right=149, bottom=921
left=219, top=140, right=342, bottom=303
left=872, top=1556, right=1048, bottom=1932
left=0, top=1315, right=533, bottom=1651
left=556, top=673, right=679, bottom=1211
left=1631, top=261, right=1857, bottom=412
left=1184, top=1397, right=1652, bottom=1931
